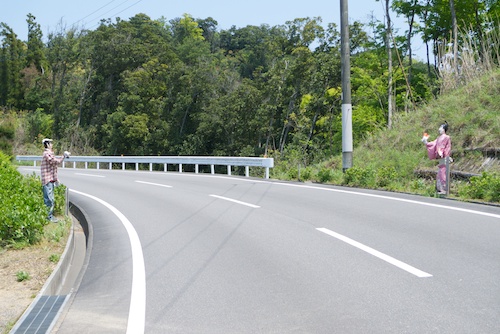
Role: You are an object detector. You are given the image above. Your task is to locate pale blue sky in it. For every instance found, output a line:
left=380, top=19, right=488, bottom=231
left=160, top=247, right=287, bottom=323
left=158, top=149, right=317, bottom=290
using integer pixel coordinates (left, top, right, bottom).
left=1, top=0, right=426, bottom=60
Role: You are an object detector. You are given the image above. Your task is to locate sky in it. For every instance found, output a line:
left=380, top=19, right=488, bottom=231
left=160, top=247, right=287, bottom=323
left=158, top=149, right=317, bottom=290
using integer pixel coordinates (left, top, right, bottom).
left=1, top=0, right=426, bottom=60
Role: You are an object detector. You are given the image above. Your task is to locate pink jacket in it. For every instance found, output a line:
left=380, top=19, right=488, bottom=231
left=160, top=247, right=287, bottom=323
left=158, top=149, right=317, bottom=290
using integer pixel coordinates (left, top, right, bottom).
left=426, top=134, right=451, bottom=160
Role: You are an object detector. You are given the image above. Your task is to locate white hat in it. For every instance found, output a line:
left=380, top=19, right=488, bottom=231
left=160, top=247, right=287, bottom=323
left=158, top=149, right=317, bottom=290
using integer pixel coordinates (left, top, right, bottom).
left=42, top=138, right=53, bottom=145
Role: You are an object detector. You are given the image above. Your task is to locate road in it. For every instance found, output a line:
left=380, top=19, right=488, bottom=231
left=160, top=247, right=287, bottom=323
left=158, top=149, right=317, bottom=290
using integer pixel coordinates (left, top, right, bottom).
left=20, top=167, right=500, bottom=333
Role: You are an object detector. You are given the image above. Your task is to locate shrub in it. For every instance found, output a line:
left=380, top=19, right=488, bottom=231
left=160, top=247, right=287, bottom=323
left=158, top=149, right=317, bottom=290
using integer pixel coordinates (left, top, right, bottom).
left=0, top=153, right=46, bottom=246
left=459, top=172, right=500, bottom=202
left=54, top=184, right=67, bottom=217
left=286, top=166, right=299, bottom=180
left=376, top=166, right=397, bottom=188
left=299, top=166, right=313, bottom=181
left=0, top=117, right=15, bottom=156
left=16, top=271, right=30, bottom=282
left=316, top=168, right=333, bottom=183
left=342, top=167, right=375, bottom=187
left=0, top=152, right=66, bottom=247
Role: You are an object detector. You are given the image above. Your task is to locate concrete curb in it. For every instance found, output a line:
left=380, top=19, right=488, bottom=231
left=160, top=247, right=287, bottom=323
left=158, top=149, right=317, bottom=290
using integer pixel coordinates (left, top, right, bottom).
left=10, top=203, right=90, bottom=334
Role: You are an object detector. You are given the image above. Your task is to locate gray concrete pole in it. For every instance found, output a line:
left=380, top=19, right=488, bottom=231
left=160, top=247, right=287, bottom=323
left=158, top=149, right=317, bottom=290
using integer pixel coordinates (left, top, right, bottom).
left=341, top=0, right=353, bottom=171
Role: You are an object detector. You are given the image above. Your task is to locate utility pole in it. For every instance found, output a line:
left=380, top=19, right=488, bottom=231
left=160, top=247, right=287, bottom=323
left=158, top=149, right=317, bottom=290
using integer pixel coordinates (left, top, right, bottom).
left=340, top=0, right=353, bottom=171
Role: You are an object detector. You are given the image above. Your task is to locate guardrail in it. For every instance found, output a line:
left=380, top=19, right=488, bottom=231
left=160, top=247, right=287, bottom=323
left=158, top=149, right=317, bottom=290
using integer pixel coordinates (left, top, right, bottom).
left=16, top=155, right=274, bottom=179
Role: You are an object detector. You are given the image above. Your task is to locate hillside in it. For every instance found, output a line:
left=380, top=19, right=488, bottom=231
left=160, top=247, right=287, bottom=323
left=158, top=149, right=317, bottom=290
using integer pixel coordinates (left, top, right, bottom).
left=359, top=69, right=500, bottom=173
left=303, top=69, right=500, bottom=201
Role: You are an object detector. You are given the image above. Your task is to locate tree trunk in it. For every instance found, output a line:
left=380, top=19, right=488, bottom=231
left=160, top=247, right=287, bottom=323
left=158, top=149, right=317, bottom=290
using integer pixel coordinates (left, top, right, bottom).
left=449, top=0, right=459, bottom=75
left=77, top=68, right=93, bottom=127
left=404, top=0, right=417, bottom=113
left=422, top=0, right=433, bottom=79
left=473, top=0, right=487, bottom=67
left=279, top=92, right=297, bottom=154
left=386, top=0, right=393, bottom=129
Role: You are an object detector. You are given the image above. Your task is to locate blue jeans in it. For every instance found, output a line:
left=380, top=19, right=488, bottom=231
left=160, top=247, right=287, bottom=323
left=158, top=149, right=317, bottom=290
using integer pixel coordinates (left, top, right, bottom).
left=42, top=182, right=55, bottom=220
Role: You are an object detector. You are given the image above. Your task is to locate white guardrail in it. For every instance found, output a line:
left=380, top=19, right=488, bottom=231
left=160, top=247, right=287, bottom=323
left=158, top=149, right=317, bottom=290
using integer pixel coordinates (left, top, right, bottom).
left=16, top=155, right=274, bottom=179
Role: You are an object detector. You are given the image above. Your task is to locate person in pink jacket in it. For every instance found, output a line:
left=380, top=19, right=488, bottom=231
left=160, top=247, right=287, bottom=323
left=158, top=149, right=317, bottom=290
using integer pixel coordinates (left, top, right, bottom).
left=41, top=138, right=70, bottom=222
left=422, top=122, right=452, bottom=194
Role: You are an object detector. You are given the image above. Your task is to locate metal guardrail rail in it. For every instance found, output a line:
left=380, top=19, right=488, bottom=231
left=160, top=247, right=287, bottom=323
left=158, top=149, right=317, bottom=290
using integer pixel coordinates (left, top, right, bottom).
left=16, top=155, right=274, bottom=179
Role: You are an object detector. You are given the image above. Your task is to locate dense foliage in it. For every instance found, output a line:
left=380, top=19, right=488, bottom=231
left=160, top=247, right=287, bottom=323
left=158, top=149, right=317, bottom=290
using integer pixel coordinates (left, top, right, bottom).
left=0, top=117, right=14, bottom=156
left=2, top=1, right=497, bottom=162
left=459, top=172, right=500, bottom=202
left=0, top=152, right=66, bottom=247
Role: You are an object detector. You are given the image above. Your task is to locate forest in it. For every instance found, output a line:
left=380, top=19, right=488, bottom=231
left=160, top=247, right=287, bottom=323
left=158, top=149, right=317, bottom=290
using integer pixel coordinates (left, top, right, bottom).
left=1, top=0, right=499, bottom=166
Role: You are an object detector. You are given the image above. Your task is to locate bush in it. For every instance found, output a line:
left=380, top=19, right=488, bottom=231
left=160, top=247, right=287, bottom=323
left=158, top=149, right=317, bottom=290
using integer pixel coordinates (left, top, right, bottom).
left=0, top=153, right=45, bottom=246
left=0, top=152, right=66, bottom=247
left=459, top=172, right=500, bottom=202
left=342, top=167, right=375, bottom=187
left=0, top=117, right=15, bottom=156
left=53, top=184, right=67, bottom=218
left=299, top=166, right=313, bottom=181
left=286, top=166, right=299, bottom=180
left=316, top=167, right=333, bottom=183
left=16, top=271, right=30, bottom=282
left=376, top=166, right=397, bottom=188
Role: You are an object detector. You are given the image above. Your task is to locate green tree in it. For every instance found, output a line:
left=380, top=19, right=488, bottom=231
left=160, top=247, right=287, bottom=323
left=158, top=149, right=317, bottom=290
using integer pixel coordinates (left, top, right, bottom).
left=422, top=0, right=486, bottom=58
left=197, top=17, right=220, bottom=52
left=171, top=14, right=205, bottom=43
left=220, top=24, right=275, bottom=78
left=114, top=58, right=173, bottom=155
left=197, top=79, right=264, bottom=156
left=83, top=14, right=172, bottom=147
left=46, top=27, right=81, bottom=137
left=0, top=23, right=24, bottom=108
left=26, top=14, right=46, bottom=72
left=23, top=14, right=51, bottom=112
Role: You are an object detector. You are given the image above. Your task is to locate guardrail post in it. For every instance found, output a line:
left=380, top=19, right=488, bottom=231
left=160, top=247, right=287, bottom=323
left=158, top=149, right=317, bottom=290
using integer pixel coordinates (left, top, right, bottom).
left=122, top=163, right=125, bottom=170
left=135, top=162, right=139, bottom=171
left=149, top=163, right=152, bottom=172
left=65, top=187, right=69, bottom=216
left=445, top=156, right=450, bottom=196
left=245, top=166, right=249, bottom=177
left=85, top=162, right=88, bottom=169
left=97, top=162, right=100, bottom=170
left=265, top=167, right=270, bottom=179
left=227, top=165, right=232, bottom=176
left=179, top=163, right=183, bottom=173
left=195, top=164, right=199, bottom=174
left=211, top=165, right=215, bottom=175
left=73, top=161, right=76, bottom=168
left=109, top=162, right=112, bottom=170
left=164, top=163, right=167, bottom=172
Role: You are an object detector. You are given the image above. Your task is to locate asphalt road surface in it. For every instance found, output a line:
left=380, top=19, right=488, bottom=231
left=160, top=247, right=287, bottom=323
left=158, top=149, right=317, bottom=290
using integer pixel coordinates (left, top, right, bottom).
left=19, top=167, right=500, bottom=333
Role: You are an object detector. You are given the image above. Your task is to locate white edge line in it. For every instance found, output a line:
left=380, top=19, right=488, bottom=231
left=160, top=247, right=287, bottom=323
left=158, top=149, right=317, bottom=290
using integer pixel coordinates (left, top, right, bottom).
left=317, top=227, right=433, bottom=278
left=135, top=180, right=173, bottom=188
left=271, top=182, right=500, bottom=220
left=209, top=194, right=260, bottom=208
left=70, top=189, right=145, bottom=334
left=74, top=173, right=105, bottom=178
left=169, top=175, right=500, bottom=221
